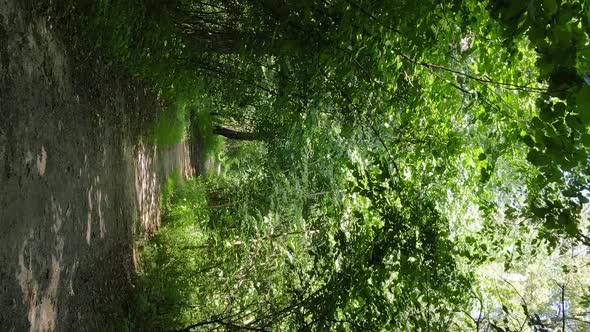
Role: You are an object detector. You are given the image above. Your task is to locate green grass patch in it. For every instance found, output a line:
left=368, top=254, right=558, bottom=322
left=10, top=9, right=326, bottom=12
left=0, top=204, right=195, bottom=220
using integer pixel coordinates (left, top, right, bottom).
left=160, top=169, right=181, bottom=211
left=152, top=104, right=187, bottom=147
left=131, top=177, right=210, bottom=330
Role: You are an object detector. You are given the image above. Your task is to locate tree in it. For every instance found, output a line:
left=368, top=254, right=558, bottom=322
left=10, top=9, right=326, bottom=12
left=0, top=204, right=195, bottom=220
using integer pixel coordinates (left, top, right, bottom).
left=69, top=0, right=590, bottom=330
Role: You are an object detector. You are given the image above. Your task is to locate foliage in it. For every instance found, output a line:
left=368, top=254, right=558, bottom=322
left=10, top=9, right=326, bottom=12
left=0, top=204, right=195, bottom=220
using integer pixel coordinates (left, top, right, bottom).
left=458, top=237, right=590, bottom=332
left=51, top=0, right=205, bottom=145
left=134, top=178, right=210, bottom=331
left=55, top=0, right=590, bottom=330
left=188, top=107, right=225, bottom=163
left=152, top=104, right=188, bottom=146
left=488, top=0, right=590, bottom=247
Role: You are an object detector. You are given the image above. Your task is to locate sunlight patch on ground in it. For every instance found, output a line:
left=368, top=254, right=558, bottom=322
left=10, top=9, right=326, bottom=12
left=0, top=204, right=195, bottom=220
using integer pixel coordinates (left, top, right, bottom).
left=86, top=176, right=108, bottom=244
left=16, top=197, right=66, bottom=332
left=37, top=146, right=47, bottom=177
left=135, top=143, right=161, bottom=236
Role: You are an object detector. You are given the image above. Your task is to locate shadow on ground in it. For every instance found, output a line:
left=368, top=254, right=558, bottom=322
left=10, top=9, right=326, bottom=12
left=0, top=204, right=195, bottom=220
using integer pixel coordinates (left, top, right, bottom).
left=0, top=1, right=194, bottom=330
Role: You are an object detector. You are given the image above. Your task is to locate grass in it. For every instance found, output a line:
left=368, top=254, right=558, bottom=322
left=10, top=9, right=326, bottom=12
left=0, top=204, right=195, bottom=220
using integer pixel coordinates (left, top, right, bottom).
left=152, top=103, right=188, bottom=147
left=51, top=2, right=233, bottom=328
left=161, top=170, right=181, bottom=211
left=130, top=177, right=210, bottom=330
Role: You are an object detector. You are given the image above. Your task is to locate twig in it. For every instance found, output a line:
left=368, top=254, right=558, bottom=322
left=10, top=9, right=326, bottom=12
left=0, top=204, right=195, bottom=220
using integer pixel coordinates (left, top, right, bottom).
left=367, top=123, right=402, bottom=182
left=343, top=0, right=402, bottom=34
left=398, top=53, right=550, bottom=93
left=566, top=316, right=590, bottom=325
left=498, top=275, right=529, bottom=331
left=318, top=67, right=403, bottom=182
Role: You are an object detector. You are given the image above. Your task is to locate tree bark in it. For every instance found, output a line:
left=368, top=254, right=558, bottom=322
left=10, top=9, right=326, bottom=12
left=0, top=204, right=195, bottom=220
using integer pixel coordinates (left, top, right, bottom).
left=213, top=125, right=260, bottom=141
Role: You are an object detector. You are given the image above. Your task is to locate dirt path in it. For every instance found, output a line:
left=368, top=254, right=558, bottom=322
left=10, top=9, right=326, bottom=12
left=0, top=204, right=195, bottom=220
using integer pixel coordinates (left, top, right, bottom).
left=0, top=1, right=194, bottom=330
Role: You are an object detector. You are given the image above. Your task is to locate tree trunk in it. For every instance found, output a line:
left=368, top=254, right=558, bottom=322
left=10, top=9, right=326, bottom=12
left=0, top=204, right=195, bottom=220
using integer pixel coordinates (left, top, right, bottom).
left=213, top=125, right=260, bottom=141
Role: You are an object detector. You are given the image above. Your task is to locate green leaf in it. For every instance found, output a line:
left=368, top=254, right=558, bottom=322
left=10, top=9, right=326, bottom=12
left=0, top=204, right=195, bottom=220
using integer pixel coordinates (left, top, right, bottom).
left=502, top=304, right=510, bottom=315
left=563, top=187, right=578, bottom=197
left=527, top=149, right=548, bottom=166
left=566, top=114, right=583, bottom=131
left=522, top=135, right=535, bottom=147
left=480, top=167, right=491, bottom=183
left=553, top=102, right=566, bottom=117
left=577, top=86, right=590, bottom=120
left=531, top=117, right=544, bottom=130
left=539, top=106, right=554, bottom=122
left=532, top=205, right=547, bottom=218
left=542, top=0, right=558, bottom=16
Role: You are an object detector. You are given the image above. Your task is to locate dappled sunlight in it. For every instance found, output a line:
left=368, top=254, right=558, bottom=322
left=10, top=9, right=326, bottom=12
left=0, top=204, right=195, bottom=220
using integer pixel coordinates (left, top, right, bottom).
left=37, top=146, right=47, bottom=177
left=85, top=177, right=107, bottom=245
left=134, top=143, right=161, bottom=237
left=5, top=135, right=192, bottom=329
left=133, top=140, right=195, bottom=238
left=160, top=141, right=195, bottom=180
left=86, top=185, right=93, bottom=245
left=130, top=141, right=194, bottom=271
left=4, top=0, right=590, bottom=329
left=0, top=0, right=195, bottom=328
left=16, top=197, right=66, bottom=332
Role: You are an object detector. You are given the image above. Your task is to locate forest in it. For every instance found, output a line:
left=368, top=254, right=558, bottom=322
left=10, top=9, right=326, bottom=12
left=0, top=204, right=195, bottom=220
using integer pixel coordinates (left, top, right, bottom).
left=7, top=0, right=590, bottom=331
left=85, top=0, right=590, bottom=330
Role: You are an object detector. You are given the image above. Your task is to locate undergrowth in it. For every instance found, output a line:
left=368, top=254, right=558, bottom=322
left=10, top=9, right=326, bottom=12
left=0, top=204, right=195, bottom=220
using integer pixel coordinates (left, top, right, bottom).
left=190, top=108, right=225, bottom=162
left=48, top=1, right=234, bottom=328
left=131, top=177, right=210, bottom=330
left=53, top=0, right=210, bottom=146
